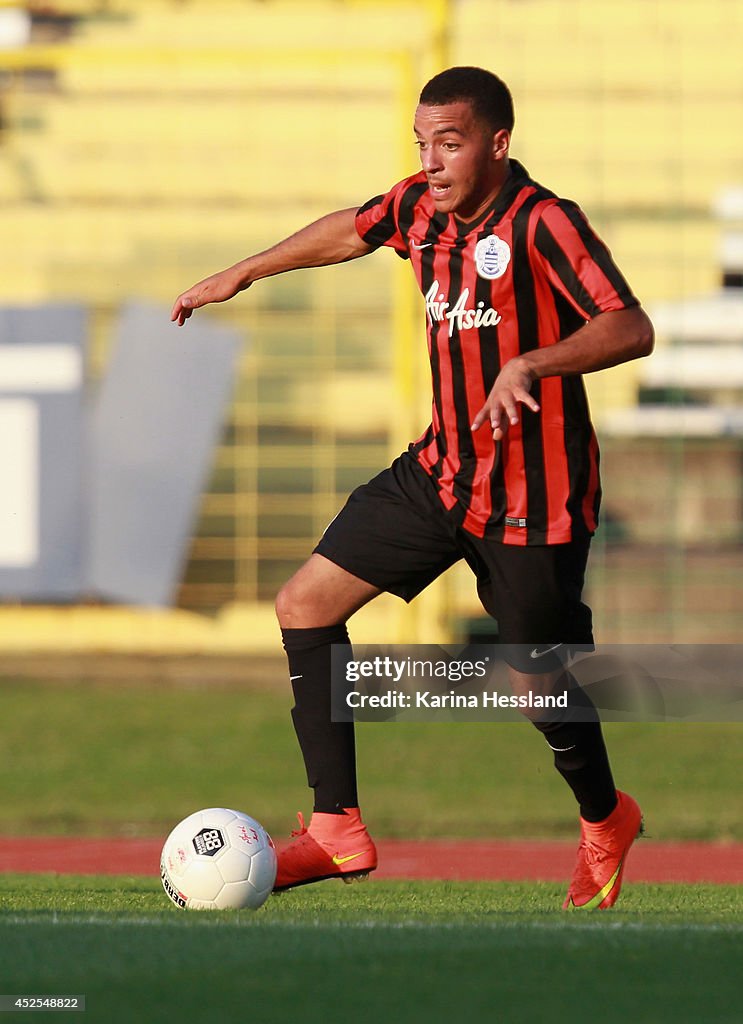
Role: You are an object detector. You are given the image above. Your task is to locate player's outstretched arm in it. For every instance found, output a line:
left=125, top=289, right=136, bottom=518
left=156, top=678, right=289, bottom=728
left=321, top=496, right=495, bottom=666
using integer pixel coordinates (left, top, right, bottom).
left=471, top=306, right=654, bottom=441
left=171, top=207, right=371, bottom=325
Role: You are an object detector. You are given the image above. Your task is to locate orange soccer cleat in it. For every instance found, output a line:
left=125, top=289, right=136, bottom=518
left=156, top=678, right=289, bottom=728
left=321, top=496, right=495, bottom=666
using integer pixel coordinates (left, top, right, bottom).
left=563, top=790, right=644, bottom=910
left=273, top=807, right=377, bottom=892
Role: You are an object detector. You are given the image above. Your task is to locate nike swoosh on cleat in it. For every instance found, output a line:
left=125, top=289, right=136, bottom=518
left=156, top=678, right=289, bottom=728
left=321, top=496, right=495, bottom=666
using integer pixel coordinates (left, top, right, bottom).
left=332, top=851, right=367, bottom=866
left=289, top=675, right=303, bottom=681
left=568, top=858, right=624, bottom=910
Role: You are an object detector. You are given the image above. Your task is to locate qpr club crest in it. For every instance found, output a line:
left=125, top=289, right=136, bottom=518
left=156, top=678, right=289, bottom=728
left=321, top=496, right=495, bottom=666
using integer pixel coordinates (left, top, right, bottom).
left=475, top=233, right=511, bottom=280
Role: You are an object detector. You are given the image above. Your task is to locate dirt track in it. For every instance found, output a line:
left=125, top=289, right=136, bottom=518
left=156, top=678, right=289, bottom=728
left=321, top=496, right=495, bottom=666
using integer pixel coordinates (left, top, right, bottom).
left=1, top=836, right=741, bottom=884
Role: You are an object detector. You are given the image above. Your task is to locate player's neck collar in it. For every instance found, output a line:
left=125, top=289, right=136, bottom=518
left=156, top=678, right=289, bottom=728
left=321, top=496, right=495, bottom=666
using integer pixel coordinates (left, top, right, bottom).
left=452, top=159, right=529, bottom=233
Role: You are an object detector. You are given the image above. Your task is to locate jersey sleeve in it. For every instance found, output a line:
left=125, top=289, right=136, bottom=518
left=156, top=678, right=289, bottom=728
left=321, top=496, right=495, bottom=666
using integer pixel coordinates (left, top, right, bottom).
left=355, top=174, right=426, bottom=260
left=532, top=199, right=639, bottom=319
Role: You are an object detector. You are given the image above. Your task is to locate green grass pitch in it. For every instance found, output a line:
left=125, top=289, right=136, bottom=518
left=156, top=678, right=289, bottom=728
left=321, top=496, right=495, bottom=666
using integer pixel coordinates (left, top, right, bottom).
left=0, top=875, right=741, bottom=1024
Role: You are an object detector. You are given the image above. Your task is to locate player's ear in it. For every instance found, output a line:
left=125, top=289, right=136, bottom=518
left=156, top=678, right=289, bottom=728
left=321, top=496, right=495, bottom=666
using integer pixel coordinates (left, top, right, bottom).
left=492, top=128, right=510, bottom=161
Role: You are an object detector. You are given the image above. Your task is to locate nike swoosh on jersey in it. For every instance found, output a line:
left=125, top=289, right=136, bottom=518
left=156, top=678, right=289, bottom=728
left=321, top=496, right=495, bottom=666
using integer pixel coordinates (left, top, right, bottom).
left=412, top=241, right=432, bottom=249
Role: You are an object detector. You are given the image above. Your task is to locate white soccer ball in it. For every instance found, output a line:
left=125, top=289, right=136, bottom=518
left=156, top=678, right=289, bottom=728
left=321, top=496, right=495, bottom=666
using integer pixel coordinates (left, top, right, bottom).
left=160, top=808, right=277, bottom=910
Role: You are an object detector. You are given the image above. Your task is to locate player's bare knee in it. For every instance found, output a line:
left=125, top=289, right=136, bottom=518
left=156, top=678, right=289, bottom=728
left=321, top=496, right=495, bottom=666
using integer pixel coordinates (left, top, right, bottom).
left=508, top=665, right=568, bottom=724
left=275, top=580, right=306, bottom=628
left=275, top=565, right=330, bottom=628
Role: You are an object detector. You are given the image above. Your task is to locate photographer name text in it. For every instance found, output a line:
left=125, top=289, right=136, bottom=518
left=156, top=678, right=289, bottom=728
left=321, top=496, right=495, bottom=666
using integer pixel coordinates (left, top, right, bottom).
left=345, top=689, right=568, bottom=710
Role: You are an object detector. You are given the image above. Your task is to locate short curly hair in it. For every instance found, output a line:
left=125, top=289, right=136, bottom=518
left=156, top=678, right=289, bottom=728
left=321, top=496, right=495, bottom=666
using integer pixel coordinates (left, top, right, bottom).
left=419, top=66, right=515, bottom=134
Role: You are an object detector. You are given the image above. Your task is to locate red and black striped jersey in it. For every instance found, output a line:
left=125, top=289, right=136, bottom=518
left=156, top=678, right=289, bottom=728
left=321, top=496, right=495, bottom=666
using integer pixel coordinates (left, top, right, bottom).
left=355, top=159, right=639, bottom=545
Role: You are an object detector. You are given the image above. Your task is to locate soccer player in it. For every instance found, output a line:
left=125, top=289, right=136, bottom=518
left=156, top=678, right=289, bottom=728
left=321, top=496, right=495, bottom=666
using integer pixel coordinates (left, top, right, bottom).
left=172, top=67, right=653, bottom=910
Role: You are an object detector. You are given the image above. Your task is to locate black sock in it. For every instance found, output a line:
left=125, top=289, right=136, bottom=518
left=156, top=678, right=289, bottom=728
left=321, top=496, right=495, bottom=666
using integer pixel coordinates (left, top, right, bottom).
left=532, top=674, right=618, bottom=823
left=281, top=625, right=358, bottom=814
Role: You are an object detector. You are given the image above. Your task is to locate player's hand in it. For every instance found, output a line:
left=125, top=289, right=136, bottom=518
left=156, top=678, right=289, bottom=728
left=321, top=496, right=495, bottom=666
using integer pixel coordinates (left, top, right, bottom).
left=470, top=357, right=540, bottom=441
left=170, top=267, right=248, bottom=326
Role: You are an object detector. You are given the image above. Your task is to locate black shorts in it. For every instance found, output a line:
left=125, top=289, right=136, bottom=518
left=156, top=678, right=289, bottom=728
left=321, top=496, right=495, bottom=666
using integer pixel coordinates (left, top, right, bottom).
left=314, top=452, right=593, bottom=670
